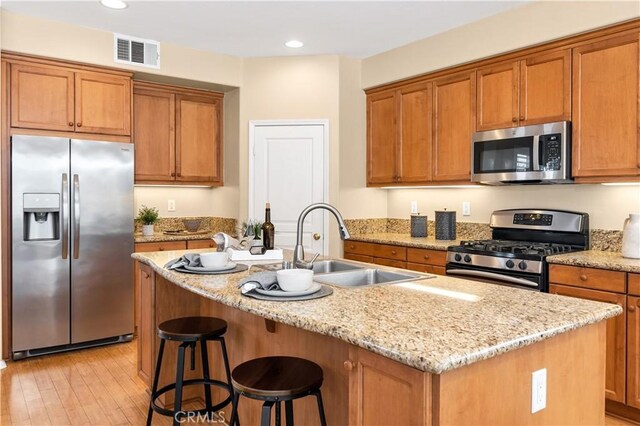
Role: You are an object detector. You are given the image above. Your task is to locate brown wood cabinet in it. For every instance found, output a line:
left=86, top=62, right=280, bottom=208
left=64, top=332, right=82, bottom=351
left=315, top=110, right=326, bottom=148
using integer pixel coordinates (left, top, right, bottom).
left=366, top=90, right=396, bottom=185
left=343, top=241, right=447, bottom=275
left=432, top=71, right=476, bottom=181
left=134, top=240, right=187, bottom=253
left=549, top=284, right=627, bottom=403
left=186, top=239, right=217, bottom=250
left=548, top=264, right=626, bottom=293
left=133, top=82, right=224, bottom=186
left=137, top=263, right=155, bottom=386
left=628, top=296, right=640, bottom=410
left=477, top=50, right=571, bottom=131
left=406, top=248, right=447, bottom=275
left=572, top=33, right=640, bottom=179
left=10, top=61, right=131, bottom=136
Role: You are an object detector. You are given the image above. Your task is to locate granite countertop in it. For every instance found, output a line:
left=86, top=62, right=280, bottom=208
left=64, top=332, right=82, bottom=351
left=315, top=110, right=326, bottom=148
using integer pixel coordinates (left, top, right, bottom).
left=548, top=250, right=640, bottom=274
left=349, top=233, right=459, bottom=250
left=132, top=249, right=621, bottom=374
left=134, top=232, right=216, bottom=243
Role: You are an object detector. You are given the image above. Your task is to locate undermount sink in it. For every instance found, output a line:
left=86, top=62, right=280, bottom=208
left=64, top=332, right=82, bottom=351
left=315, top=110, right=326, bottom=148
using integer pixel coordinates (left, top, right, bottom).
left=311, top=260, right=364, bottom=274
left=314, top=268, right=425, bottom=288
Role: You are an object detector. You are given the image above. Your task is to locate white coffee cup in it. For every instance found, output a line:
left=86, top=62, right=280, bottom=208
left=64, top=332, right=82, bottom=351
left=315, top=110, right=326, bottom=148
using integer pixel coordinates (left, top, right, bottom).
left=200, top=252, right=229, bottom=269
left=276, top=269, right=314, bottom=292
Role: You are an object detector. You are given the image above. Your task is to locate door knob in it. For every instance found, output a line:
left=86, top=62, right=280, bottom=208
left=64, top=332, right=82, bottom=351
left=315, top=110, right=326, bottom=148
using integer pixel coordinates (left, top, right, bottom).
left=313, top=233, right=321, bottom=241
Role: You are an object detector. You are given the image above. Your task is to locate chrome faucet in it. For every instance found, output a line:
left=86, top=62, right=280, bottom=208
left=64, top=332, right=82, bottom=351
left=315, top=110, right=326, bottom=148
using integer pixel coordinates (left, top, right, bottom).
left=293, top=203, right=351, bottom=269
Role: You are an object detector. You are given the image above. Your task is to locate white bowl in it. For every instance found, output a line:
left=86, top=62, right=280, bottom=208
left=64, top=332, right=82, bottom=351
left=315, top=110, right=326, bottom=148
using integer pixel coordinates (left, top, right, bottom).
left=277, top=269, right=314, bottom=292
left=200, top=252, right=229, bottom=269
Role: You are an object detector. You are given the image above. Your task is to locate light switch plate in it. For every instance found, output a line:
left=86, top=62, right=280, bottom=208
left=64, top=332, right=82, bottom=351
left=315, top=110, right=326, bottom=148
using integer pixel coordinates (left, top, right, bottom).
left=462, top=201, right=471, bottom=216
left=531, top=368, right=547, bottom=413
left=410, top=201, right=418, bottom=214
left=168, top=199, right=176, bottom=212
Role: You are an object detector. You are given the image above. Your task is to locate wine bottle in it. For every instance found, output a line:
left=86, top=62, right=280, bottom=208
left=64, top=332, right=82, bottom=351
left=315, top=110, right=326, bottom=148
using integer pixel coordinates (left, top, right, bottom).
left=262, top=203, right=275, bottom=250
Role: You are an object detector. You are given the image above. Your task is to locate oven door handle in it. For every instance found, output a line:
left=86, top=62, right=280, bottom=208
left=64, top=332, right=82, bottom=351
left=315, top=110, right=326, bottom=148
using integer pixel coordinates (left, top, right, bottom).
left=447, top=269, right=539, bottom=288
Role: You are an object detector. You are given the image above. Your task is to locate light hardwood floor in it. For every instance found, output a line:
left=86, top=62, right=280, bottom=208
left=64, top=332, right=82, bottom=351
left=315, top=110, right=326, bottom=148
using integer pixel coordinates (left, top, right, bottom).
left=0, top=341, right=637, bottom=425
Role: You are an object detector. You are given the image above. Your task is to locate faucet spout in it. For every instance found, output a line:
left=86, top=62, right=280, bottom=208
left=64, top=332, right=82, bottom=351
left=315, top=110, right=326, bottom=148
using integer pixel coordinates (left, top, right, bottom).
left=293, top=203, right=350, bottom=269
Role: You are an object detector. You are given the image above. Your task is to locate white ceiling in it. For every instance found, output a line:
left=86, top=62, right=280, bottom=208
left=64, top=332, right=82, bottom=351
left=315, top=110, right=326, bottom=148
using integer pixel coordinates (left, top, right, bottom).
left=1, top=1, right=531, bottom=58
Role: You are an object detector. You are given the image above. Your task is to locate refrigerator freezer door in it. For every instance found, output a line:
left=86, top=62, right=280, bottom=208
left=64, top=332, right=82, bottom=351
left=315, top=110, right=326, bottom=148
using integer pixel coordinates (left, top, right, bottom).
left=12, top=135, right=71, bottom=351
left=70, top=139, right=134, bottom=343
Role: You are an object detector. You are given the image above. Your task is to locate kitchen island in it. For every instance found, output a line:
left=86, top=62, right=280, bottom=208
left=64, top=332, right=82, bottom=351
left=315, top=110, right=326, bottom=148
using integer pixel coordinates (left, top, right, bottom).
left=133, top=249, right=621, bottom=425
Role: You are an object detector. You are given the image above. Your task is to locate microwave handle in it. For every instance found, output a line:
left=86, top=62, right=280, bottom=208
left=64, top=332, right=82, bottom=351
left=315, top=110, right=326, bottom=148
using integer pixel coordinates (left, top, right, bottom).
left=532, top=135, right=541, bottom=171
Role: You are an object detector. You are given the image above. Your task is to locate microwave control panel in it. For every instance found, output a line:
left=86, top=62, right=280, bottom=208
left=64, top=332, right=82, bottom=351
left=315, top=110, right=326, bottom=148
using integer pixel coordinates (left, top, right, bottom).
left=539, top=133, right=562, bottom=171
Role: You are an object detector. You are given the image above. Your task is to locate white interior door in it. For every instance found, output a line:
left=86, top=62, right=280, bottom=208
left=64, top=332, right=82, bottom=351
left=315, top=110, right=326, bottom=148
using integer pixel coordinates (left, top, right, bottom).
left=251, top=123, right=326, bottom=254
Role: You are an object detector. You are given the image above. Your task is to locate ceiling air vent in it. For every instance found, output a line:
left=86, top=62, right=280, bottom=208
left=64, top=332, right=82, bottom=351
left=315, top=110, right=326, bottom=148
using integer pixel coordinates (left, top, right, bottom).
left=113, top=33, right=160, bottom=69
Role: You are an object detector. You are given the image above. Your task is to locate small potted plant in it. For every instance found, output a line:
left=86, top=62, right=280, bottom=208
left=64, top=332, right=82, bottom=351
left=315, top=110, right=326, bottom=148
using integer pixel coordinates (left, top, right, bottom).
left=137, top=205, right=160, bottom=236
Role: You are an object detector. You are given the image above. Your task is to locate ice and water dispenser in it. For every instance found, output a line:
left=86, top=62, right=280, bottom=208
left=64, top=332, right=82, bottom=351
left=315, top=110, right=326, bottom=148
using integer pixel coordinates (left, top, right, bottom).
left=23, top=193, right=60, bottom=241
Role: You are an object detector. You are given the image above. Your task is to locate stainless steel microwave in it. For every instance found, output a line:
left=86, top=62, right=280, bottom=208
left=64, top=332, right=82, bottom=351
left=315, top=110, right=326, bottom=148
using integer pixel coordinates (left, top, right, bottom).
left=471, top=121, right=571, bottom=185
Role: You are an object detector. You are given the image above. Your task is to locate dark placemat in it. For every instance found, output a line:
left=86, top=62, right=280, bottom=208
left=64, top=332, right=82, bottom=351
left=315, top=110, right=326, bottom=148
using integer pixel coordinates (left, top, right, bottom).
left=170, top=264, right=249, bottom=275
left=243, top=285, right=333, bottom=302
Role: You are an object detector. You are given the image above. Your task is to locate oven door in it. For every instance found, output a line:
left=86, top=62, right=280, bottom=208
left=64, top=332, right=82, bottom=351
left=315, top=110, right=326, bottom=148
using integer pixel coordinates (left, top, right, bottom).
left=446, top=263, right=543, bottom=291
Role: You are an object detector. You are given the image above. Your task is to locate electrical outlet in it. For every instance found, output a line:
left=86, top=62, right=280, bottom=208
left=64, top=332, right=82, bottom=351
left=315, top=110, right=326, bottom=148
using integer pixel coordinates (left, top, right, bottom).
left=168, top=199, right=176, bottom=212
left=462, top=201, right=471, bottom=216
left=531, top=368, right=547, bottom=413
left=410, top=201, right=418, bottom=214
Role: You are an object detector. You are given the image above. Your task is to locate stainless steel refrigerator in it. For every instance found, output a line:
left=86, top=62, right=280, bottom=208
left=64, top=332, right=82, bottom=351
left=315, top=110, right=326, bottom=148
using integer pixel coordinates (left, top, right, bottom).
left=11, top=135, right=134, bottom=359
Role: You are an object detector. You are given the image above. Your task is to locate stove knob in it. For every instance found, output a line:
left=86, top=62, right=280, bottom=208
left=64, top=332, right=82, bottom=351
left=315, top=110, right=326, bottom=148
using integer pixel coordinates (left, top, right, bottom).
left=464, top=255, right=472, bottom=263
left=518, top=261, right=528, bottom=270
left=505, top=260, right=515, bottom=268
left=454, top=254, right=462, bottom=261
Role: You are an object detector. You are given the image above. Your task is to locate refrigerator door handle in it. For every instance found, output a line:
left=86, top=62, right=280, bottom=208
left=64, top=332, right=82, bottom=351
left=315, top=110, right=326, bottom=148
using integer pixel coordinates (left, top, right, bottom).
left=72, top=174, right=80, bottom=259
left=61, top=173, right=69, bottom=259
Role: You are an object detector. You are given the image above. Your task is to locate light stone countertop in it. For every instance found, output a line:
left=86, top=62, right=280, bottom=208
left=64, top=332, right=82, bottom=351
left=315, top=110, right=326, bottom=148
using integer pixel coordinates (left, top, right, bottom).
left=132, top=248, right=621, bottom=374
left=349, top=233, right=459, bottom=250
left=548, top=250, right=640, bottom=274
left=134, top=232, right=216, bottom=244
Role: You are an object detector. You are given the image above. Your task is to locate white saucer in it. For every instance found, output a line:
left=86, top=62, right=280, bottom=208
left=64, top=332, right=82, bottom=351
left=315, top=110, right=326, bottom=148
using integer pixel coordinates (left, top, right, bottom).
left=255, top=282, right=322, bottom=297
left=184, top=262, right=237, bottom=272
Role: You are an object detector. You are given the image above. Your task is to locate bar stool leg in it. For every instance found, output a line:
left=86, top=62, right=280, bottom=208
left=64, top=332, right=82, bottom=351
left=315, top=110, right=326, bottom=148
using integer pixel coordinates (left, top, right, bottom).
left=275, top=401, right=281, bottom=426
left=261, top=401, right=274, bottom=426
left=146, top=339, right=165, bottom=426
left=199, top=341, right=213, bottom=414
left=285, top=400, right=294, bottom=426
left=173, top=343, right=187, bottom=426
left=314, top=390, right=327, bottom=426
left=218, top=337, right=234, bottom=394
left=229, top=391, right=240, bottom=426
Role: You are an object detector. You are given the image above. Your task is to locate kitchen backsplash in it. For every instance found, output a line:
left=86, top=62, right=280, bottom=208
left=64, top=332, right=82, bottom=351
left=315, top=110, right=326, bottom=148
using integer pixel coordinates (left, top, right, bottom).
left=135, top=216, right=237, bottom=235
left=345, top=218, right=623, bottom=252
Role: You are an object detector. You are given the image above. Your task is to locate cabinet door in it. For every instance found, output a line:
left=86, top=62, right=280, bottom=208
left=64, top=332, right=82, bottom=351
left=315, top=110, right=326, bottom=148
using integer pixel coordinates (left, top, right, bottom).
left=519, top=49, right=571, bottom=125
left=10, top=63, right=75, bottom=131
left=367, top=90, right=397, bottom=185
left=433, top=71, right=476, bottom=181
left=133, top=89, right=175, bottom=182
left=175, top=94, right=222, bottom=184
left=398, top=82, right=432, bottom=183
left=549, top=284, right=627, bottom=403
left=572, top=33, right=640, bottom=178
left=75, top=72, right=131, bottom=135
left=137, top=263, right=155, bottom=386
left=628, top=296, right=640, bottom=409
left=477, top=61, right=519, bottom=131
left=186, top=239, right=217, bottom=250
left=348, top=347, right=431, bottom=425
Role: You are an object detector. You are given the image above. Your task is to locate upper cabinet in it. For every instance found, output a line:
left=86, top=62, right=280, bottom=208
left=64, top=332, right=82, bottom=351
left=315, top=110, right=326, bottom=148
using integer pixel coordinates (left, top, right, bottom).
left=367, top=90, right=397, bottom=185
left=572, top=33, right=640, bottom=179
left=133, top=82, right=224, bottom=186
left=477, top=49, right=571, bottom=131
left=9, top=59, right=132, bottom=136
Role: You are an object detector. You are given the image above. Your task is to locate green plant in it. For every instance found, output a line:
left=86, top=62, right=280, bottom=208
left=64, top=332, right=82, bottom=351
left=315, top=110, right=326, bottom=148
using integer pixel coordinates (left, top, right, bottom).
left=136, top=205, right=160, bottom=225
left=253, top=221, right=263, bottom=240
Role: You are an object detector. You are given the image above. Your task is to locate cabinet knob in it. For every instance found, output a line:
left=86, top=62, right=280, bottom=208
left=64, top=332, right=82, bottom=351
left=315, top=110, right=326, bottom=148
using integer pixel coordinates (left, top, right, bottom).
left=143, top=272, right=150, bottom=279
left=519, top=116, right=525, bottom=121
left=170, top=172, right=175, bottom=177
left=77, top=122, right=82, bottom=127
left=630, top=305, right=637, bottom=312
left=343, top=360, right=354, bottom=371
left=177, top=172, right=181, bottom=177
left=349, top=245, right=355, bottom=250
left=209, top=243, right=215, bottom=248
left=423, top=255, right=430, bottom=260
left=391, top=250, right=397, bottom=255
left=68, top=122, right=74, bottom=127
left=579, top=274, right=588, bottom=281
left=512, top=117, right=517, bottom=123
left=159, top=247, right=165, bottom=251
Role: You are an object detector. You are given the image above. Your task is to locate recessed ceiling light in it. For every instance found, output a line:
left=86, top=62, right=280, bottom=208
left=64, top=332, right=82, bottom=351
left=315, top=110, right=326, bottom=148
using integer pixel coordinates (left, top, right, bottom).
left=285, top=40, right=304, bottom=49
left=100, top=0, right=127, bottom=9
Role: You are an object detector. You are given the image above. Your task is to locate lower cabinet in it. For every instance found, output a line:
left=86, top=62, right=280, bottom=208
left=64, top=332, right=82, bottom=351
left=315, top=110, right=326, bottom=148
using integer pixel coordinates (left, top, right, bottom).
left=343, top=241, right=447, bottom=275
left=628, top=295, right=640, bottom=409
left=186, top=239, right=217, bottom=250
left=347, top=347, right=431, bottom=425
left=137, top=263, right=155, bottom=386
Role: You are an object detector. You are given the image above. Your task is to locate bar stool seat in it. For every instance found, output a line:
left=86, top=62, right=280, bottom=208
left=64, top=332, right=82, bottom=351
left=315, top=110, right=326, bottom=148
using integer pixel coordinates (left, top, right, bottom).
left=158, top=316, right=227, bottom=341
left=230, top=356, right=326, bottom=426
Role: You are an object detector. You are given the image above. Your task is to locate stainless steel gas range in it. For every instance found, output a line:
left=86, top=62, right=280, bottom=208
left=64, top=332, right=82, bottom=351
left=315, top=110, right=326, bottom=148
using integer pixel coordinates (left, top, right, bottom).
left=446, top=209, right=590, bottom=291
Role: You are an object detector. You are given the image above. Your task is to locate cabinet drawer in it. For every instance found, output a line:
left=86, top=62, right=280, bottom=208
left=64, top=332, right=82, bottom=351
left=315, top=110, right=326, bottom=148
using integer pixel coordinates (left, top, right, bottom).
left=372, top=258, right=406, bottom=269
left=406, top=262, right=446, bottom=275
left=186, top=239, right=217, bottom=250
left=373, top=244, right=407, bottom=261
left=548, top=264, right=626, bottom=293
left=134, top=241, right=187, bottom=253
left=407, top=248, right=447, bottom=266
left=344, top=253, right=373, bottom=264
left=630, top=274, right=640, bottom=297
left=344, top=241, right=376, bottom=256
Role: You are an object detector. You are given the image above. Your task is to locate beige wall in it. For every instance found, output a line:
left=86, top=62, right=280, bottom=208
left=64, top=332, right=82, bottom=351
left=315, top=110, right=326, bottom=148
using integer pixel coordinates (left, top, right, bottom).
left=362, top=1, right=640, bottom=88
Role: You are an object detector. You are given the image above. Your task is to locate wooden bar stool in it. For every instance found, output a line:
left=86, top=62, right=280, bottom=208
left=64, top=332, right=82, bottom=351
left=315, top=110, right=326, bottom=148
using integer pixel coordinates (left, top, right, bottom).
left=146, top=316, right=237, bottom=426
left=229, top=356, right=327, bottom=426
